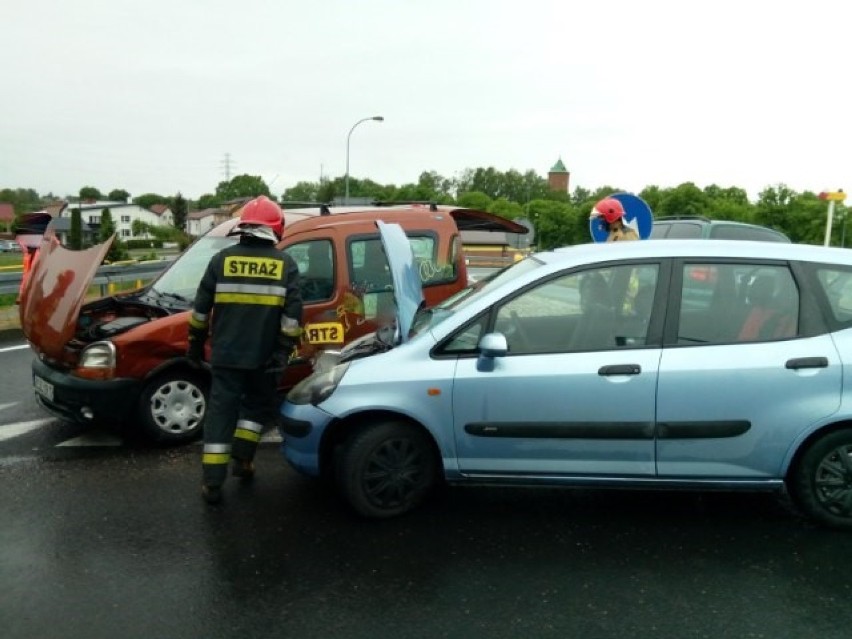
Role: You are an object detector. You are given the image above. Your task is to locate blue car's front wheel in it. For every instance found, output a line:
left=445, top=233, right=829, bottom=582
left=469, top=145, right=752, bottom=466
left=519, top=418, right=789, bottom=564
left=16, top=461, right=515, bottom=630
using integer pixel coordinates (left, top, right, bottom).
left=338, top=420, right=438, bottom=519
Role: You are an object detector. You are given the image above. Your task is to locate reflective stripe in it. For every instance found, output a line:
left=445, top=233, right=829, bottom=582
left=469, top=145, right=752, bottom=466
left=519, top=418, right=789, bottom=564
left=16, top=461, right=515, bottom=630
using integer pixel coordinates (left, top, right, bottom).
left=189, top=312, right=208, bottom=329
left=280, top=317, right=301, bottom=337
left=215, top=283, right=287, bottom=296
left=214, top=293, right=285, bottom=306
left=236, top=419, right=263, bottom=434
left=234, top=428, right=262, bottom=444
left=204, top=443, right=231, bottom=454
left=202, top=453, right=231, bottom=465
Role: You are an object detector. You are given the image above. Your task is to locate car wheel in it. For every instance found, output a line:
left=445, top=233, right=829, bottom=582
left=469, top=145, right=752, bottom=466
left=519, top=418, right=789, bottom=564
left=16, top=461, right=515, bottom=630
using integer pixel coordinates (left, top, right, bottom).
left=338, top=420, right=438, bottom=519
left=791, top=429, right=852, bottom=529
left=138, top=370, right=208, bottom=445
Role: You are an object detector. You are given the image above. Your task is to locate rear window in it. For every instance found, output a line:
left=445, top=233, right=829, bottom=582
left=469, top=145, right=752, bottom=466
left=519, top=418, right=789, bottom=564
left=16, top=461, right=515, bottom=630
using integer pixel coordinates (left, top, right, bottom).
left=652, top=222, right=703, bottom=239
left=710, top=225, right=789, bottom=242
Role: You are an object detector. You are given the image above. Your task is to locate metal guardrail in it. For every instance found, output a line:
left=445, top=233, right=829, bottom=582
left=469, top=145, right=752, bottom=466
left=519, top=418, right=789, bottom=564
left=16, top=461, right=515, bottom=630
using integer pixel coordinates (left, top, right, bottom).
left=0, top=259, right=173, bottom=297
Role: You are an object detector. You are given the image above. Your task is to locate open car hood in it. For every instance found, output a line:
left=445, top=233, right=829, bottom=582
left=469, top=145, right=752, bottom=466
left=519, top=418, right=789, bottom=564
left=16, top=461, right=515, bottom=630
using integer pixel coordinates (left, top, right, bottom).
left=377, top=220, right=424, bottom=344
left=446, top=208, right=530, bottom=234
left=19, top=228, right=114, bottom=359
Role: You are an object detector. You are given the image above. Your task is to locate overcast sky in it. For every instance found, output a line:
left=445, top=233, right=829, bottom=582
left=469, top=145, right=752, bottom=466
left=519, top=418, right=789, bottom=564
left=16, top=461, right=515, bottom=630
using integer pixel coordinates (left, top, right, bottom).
left=1, top=0, right=848, bottom=202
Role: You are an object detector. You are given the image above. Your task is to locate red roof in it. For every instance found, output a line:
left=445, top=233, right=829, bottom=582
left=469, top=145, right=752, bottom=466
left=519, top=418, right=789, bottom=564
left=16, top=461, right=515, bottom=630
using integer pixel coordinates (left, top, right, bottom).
left=150, top=204, right=171, bottom=216
left=0, top=203, right=15, bottom=223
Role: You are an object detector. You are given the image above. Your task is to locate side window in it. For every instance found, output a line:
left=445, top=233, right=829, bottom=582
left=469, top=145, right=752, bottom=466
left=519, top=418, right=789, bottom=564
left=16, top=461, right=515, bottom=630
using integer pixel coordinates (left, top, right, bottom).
left=442, top=315, right=488, bottom=354
left=816, top=267, right=852, bottom=325
left=676, top=263, right=799, bottom=345
left=350, top=238, right=392, bottom=293
left=491, top=264, right=657, bottom=355
left=285, top=239, right=334, bottom=303
left=412, top=235, right=457, bottom=286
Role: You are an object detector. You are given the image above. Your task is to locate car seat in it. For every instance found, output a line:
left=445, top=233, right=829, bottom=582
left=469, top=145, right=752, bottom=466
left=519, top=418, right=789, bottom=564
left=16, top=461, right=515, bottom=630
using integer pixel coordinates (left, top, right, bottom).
left=570, top=273, right=616, bottom=350
left=738, top=274, right=779, bottom=341
left=301, top=242, right=334, bottom=302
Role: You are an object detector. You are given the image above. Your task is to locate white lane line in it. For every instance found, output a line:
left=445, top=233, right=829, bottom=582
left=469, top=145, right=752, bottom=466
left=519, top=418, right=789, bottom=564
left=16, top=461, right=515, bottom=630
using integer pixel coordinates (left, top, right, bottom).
left=0, top=344, right=30, bottom=353
left=0, top=402, right=18, bottom=412
left=0, top=419, right=53, bottom=442
left=56, top=431, right=124, bottom=447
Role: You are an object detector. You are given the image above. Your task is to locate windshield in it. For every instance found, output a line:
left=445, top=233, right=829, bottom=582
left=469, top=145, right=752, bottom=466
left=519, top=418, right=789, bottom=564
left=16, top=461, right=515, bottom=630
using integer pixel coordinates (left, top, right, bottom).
left=410, top=255, right=545, bottom=336
left=149, top=236, right=236, bottom=301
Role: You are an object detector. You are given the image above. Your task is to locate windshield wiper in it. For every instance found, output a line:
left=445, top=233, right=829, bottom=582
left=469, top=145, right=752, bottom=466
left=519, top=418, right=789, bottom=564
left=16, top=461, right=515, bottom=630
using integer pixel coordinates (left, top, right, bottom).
left=149, top=288, right=192, bottom=305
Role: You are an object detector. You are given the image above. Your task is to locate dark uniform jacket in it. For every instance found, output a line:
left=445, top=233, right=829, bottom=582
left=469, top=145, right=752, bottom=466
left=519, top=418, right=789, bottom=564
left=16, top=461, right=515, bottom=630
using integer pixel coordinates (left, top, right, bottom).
left=190, top=236, right=302, bottom=369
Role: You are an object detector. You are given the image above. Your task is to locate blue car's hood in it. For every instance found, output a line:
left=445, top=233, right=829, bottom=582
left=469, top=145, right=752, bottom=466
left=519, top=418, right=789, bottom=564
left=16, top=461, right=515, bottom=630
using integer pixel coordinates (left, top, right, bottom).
left=377, top=220, right=424, bottom=344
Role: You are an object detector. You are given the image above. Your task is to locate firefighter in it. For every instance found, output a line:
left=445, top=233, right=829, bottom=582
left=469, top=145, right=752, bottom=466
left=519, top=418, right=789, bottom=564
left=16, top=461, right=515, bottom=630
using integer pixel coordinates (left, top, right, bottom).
left=186, top=196, right=303, bottom=505
left=592, top=197, right=640, bottom=242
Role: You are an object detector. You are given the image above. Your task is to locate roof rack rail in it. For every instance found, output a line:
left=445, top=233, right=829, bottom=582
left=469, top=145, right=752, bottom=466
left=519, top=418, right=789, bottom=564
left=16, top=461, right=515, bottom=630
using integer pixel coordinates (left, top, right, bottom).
left=371, top=200, right=439, bottom=212
left=654, top=215, right=712, bottom=222
left=279, top=200, right=333, bottom=210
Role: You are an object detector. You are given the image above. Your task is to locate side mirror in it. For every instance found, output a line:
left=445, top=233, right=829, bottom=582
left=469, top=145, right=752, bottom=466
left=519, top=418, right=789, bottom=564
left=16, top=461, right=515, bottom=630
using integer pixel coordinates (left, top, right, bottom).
left=477, top=332, right=508, bottom=372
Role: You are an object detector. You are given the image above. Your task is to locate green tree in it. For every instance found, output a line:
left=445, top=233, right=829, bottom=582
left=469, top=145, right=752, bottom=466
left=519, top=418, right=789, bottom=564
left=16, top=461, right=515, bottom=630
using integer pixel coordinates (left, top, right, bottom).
left=282, top=181, right=320, bottom=203
left=99, top=208, right=127, bottom=262
left=69, top=208, right=82, bottom=250
left=196, top=193, right=221, bottom=210
left=657, top=182, right=711, bottom=217
left=215, top=174, right=271, bottom=201
left=133, top=219, right=189, bottom=243
left=488, top=197, right=524, bottom=219
left=108, top=189, right=130, bottom=203
left=172, top=192, right=188, bottom=231
left=527, top=200, right=577, bottom=249
left=79, top=186, right=102, bottom=201
left=457, top=191, right=492, bottom=210
left=0, top=188, right=42, bottom=215
left=133, top=193, right=169, bottom=209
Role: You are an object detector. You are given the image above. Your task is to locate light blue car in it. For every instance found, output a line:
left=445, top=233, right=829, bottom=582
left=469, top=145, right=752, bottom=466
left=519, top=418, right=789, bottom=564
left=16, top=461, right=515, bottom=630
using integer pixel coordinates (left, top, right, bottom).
left=280, top=221, right=852, bottom=528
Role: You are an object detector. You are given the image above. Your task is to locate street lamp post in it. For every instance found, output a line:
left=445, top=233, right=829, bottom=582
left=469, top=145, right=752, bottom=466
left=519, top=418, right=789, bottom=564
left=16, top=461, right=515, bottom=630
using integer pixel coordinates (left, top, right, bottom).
left=345, top=115, right=384, bottom=205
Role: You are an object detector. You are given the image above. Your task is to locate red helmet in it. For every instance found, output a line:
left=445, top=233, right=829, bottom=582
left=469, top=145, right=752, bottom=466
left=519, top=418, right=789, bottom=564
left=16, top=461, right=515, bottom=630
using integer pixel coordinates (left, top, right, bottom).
left=238, top=196, right=283, bottom=239
left=593, top=197, right=625, bottom=224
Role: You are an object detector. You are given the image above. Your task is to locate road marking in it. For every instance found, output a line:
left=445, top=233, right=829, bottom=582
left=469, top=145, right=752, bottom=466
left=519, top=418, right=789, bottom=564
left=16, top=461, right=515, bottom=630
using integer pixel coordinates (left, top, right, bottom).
left=56, top=431, right=124, bottom=447
left=0, top=344, right=30, bottom=353
left=0, top=419, right=53, bottom=442
left=0, top=402, right=18, bottom=412
left=262, top=430, right=283, bottom=443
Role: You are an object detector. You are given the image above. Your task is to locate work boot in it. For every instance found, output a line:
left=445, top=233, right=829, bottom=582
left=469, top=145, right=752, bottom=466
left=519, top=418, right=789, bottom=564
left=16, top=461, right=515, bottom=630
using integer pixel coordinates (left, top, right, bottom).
left=231, top=459, right=255, bottom=481
left=201, top=484, right=222, bottom=504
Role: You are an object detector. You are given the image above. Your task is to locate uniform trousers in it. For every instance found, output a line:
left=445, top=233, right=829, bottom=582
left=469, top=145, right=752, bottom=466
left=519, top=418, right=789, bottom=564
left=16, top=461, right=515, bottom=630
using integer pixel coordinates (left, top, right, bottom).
left=201, top=365, right=279, bottom=487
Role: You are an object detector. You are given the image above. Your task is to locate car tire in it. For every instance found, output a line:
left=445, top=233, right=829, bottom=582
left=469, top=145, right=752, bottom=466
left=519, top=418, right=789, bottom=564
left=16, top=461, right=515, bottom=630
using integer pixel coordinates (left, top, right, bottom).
left=338, top=420, right=438, bottom=519
left=138, top=369, right=208, bottom=445
left=790, top=429, right=852, bottom=529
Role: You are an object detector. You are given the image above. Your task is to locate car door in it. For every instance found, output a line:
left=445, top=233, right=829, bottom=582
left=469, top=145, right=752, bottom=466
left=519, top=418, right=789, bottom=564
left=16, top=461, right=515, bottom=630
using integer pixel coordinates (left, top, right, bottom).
left=656, top=260, right=842, bottom=478
left=450, top=261, right=665, bottom=476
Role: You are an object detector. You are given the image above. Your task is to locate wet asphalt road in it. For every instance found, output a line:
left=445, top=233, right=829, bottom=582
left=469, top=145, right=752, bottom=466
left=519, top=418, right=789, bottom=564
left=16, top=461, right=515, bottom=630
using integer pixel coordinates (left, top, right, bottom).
left=3, top=445, right=852, bottom=639
left=2, top=336, right=852, bottom=638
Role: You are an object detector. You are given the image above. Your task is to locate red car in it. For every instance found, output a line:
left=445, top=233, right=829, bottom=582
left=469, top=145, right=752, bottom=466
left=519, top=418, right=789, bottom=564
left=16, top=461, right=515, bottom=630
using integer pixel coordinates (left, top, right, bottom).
left=21, top=204, right=526, bottom=444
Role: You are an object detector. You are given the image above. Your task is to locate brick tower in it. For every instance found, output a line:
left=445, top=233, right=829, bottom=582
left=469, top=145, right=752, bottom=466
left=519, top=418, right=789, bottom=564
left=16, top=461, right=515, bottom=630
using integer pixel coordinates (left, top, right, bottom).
left=548, top=157, right=570, bottom=193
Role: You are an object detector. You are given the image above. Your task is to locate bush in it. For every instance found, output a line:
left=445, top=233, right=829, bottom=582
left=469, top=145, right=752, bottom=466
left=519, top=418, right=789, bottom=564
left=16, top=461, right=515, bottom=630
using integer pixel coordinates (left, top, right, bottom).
left=126, top=239, right=164, bottom=249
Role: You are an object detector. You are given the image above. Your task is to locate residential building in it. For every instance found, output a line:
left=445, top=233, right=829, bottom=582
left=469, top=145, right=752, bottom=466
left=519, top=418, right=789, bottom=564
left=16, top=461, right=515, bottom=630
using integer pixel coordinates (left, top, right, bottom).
left=58, top=200, right=174, bottom=241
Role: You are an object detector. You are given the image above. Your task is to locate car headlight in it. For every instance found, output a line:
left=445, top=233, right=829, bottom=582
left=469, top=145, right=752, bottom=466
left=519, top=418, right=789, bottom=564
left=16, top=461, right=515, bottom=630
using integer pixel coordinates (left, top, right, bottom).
left=78, top=341, right=116, bottom=369
left=287, top=363, right=349, bottom=406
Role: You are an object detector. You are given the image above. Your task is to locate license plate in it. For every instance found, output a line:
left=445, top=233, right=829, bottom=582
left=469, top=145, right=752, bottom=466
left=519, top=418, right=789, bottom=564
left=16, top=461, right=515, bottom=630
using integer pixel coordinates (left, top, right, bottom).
left=34, top=375, right=54, bottom=402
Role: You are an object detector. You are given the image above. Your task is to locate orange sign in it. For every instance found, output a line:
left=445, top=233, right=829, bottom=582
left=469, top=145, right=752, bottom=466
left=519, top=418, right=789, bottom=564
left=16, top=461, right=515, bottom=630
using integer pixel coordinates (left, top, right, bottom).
left=819, top=191, right=846, bottom=202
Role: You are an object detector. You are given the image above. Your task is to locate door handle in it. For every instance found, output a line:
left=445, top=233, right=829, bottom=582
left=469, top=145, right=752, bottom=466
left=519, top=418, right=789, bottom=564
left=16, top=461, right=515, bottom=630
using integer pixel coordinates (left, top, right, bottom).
left=785, top=357, right=829, bottom=370
left=598, top=364, right=641, bottom=376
